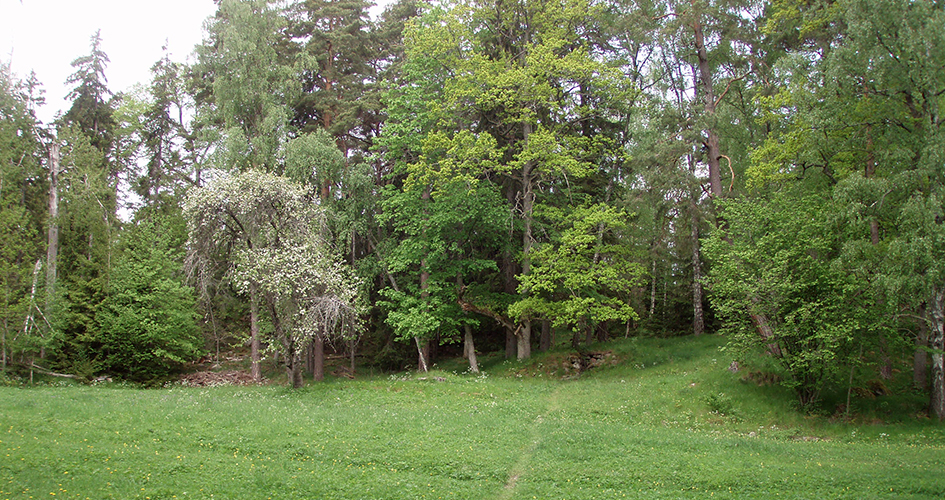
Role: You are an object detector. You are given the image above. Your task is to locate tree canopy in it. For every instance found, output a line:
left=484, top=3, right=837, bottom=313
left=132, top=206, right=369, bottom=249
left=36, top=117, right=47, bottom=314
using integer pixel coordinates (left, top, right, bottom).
left=1, top=0, right=943, bottom=416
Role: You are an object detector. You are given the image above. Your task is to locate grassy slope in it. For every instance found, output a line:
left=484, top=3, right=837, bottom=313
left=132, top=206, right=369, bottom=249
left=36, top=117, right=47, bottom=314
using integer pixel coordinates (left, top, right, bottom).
left=2, top=334, right=944, bottom=499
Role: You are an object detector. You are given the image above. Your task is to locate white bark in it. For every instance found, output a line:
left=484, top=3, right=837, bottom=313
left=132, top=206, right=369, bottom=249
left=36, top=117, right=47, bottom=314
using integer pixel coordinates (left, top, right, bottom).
left=415, top=337, right=429, bottom=372
left=464, top=324, right=479, bottom=373
left=929, top=288, right=945, bottom=421
left=45, top=142, right=59, bottom=312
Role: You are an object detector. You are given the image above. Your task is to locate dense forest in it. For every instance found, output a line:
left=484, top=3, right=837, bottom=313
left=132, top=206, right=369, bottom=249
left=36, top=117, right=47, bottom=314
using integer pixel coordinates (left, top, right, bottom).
left=1, top=0, right=943, bottom=418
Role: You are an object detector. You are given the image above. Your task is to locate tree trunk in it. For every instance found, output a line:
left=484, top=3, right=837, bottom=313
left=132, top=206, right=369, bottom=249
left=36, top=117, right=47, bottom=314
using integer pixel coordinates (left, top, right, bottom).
left=597, top=321, right=609, bottom=343
left=505, top=330, right=517, bottom=359
left=517, top=123, right=535, bottom=361
left=749, top=296, right=783, bottom=357
left=313, top=335, right=325, bottom=381
left=649, top=259, right=657, bottom=318
left=285, top=350, right=303, bottom=388
left=915, top=302, right=929, bottom=392
left=418, top=186, right=433, bottom=370
left=349, top=338, right=356, bottom=375
left=464, top=324, right=479, bottom=373
left=689, top=153, right=705, bottom=336
left=929, top=288, right=945, bottom=420
left=305, top=338, right=315, bottom=374
left=518, top=321, right=532, bottom=360
left=865, top=136, right=893, bottom=380
left=692, top=17, right=723, bottom=199
left=416, top=337, right=429, bottom=372
left=539, top=320, right=552, bottom=352
left=456, top=274, right=479, bottom=373
left=15, top=260, right=43, bottom=369
left=691, top=220, right=705, bottom=337
left=249, top=287, right=261, bottom=382
left=695, top=3, right=781, bottom=358
left=288, top=357, right=303, bottom=388
left=271, top=303, right=303, bottom=389
left=45, top=142, right=60, bottom=317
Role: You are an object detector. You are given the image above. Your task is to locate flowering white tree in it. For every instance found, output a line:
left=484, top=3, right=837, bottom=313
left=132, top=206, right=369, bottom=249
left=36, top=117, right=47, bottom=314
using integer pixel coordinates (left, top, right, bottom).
left=184, top=170, right=362, bottom=387
left=234, top=245, right=362, bottom=387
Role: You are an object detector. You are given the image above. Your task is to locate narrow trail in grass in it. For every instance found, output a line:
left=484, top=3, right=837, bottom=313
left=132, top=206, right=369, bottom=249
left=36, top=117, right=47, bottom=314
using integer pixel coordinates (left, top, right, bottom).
left=497, top=385, right=563, bottom=500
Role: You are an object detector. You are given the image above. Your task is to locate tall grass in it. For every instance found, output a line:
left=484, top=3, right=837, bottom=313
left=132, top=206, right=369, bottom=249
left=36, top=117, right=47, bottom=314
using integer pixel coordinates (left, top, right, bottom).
left=2, top=335, right=943, bottom=499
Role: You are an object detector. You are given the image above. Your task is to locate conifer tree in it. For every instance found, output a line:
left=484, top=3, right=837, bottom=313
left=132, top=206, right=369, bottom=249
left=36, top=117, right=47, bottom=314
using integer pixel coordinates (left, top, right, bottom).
left=0, top=63, right=47, bottom=369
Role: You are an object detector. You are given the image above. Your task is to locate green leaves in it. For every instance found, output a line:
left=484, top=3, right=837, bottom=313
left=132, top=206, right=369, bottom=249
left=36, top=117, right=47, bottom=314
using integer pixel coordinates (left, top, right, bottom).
left=96, top=216, right=201, bottom=383
left=705, top=191, right=871, bottom=406
left=378, top=179, right=508, bottom=344
left=285, top=128, right=345, bottom=193
left=199, top=0, right=297, bottom=173
left=510, top=203, right=642, bottom=330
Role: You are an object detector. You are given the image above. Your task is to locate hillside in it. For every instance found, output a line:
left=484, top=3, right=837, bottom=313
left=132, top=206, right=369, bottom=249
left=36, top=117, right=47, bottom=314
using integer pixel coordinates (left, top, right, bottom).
left=2, top=335, right=944, bottom=499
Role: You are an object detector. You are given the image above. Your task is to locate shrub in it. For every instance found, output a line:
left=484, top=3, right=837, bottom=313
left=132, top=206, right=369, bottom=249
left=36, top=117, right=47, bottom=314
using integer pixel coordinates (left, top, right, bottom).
left=96, top=216, right=202, bottom=383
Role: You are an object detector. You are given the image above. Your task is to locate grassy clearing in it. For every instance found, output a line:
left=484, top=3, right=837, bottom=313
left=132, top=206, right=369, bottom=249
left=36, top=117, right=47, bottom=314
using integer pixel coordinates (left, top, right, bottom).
left=2, top=335, right=944, bottom=499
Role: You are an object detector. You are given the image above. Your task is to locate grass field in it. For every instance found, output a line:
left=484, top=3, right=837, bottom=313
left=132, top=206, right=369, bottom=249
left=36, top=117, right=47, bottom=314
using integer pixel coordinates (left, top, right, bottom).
left=2, top=335, right=944, bottom=499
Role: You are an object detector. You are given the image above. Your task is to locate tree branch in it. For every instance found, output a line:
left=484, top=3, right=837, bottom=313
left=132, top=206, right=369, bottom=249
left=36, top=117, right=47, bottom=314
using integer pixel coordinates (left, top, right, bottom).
left=714, top=72, right=750, bottom=109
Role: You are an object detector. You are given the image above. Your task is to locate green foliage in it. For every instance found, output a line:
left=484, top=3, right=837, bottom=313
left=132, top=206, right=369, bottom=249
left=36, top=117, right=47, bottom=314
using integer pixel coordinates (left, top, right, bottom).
left=198, top=0, right=297, bottom=173
left=744, top=0, right=945, bottom=415
left=285, top=127, right=345, bottom=193
left=185, top=170, right=364, bottom=386
left=510, top=203, right=643, bottom=331
left=51, top=125, right=120, bottom=371
left=62, top=30, right=116, bottom=160
left=116, top=48, right=202, bottom=213
left=96, top=216, right=201, bottom=383
left=704, top=391, right=738, bottom=417
left=287, top=0, right=378, bottom=146
left=232, top=243, right=364, bottom=345
left=0, top=63, right=46, bottom=368
left=379, top=178, right=508, bottom=344
left=705, top=191, right=869, bottom=407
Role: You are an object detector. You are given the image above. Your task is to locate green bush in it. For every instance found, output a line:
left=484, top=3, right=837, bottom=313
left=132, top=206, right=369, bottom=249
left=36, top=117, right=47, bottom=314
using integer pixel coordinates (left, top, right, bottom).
left=96, top=215, right=202, bottom=383
left=704, top=391, right=737, bottom=417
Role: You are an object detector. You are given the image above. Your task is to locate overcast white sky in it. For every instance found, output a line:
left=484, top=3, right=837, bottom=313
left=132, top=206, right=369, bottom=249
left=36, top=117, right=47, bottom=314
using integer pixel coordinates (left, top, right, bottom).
left=1, top=0, right=393, bottom=125
left=0, top=0, right=219, bottom=124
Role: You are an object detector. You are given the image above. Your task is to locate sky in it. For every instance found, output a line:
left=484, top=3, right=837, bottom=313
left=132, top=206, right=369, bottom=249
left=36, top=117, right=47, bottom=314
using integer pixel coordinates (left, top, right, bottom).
left=1, top=0, right=394, bottom=126
left=1, top=0, right=220, bottom=124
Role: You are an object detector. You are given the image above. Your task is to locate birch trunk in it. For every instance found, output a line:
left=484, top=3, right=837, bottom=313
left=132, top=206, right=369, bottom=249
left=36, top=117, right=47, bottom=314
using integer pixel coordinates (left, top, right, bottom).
left=929, top=288, right=945, bottom=421
left=649, top=259, right=657, bottom=318
left=418, top=186, right=432, bottom=371
left=415, top=337, right=429, bottom=372
left=915, top=302, right=929, bottom=391
left=464, top=325, right=479, bottom=374
left=690, top=193, right=704, bottom=336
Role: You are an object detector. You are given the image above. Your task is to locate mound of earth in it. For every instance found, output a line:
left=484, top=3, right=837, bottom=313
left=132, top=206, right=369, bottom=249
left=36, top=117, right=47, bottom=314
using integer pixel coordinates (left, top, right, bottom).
left=512, top=350, right=619, bottom=379
left=564, top=350, right=618, bottom=374
left=179, top=370, right=263, bottom=387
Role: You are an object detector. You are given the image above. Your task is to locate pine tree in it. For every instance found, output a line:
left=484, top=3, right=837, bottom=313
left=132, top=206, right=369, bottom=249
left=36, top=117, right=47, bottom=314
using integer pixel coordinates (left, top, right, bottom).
left=63, top=30, right=117, bottom=169
left=287, top=0, right=378, bottom=158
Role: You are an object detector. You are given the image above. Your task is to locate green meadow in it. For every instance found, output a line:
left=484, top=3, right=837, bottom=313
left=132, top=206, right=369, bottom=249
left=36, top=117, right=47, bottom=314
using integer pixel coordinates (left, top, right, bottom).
left=2, top=335, right=943, bottom=499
